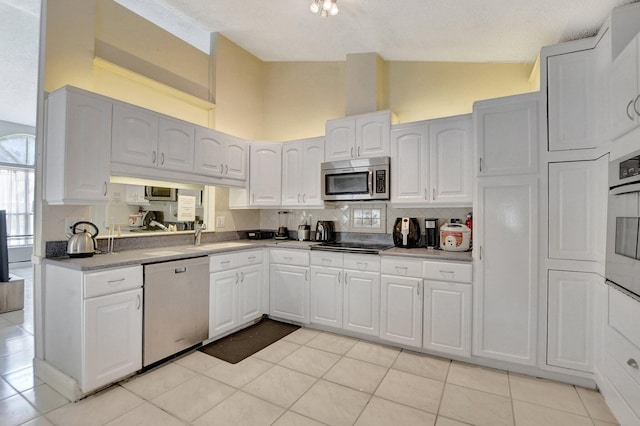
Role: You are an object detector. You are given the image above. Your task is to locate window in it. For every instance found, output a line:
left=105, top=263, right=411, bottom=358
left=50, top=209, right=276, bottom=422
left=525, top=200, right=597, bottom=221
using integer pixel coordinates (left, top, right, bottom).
left=0, top=134, right=35, bottom=246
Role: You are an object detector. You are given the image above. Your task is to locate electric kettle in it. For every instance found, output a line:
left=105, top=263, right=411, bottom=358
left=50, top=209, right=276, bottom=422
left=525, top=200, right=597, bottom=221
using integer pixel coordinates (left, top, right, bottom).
left=67, top=221, right=99, bottom=258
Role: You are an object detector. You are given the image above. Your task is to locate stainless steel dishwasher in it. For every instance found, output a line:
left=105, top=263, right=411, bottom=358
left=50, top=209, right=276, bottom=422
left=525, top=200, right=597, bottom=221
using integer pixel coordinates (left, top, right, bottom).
left=143, top=256, right=209, bottom=366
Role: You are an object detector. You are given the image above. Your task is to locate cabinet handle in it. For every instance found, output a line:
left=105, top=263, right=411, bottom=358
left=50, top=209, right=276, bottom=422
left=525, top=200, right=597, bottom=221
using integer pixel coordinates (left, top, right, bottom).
left=240, top=271, right=245, bottom=282
left=297, top=194, right=301, bottom=203
left=160, top=152, right=165, bottom=165
left=220, top=163, right=224, bottom=173
left=107, top=278, right=125, bottom=286
left=152, top=150, right=157, bottom=164
left=627, top=99, right=636, bottom=121
left=417, top=282, right=421, bottom=296
left=284, top=256, right=293, bottom=261
left=103, top=181, right=108, bottom=196
left=351, top=147, right=354, bottom=158
left=479, top=245, right=482, bottom=260
left=424, top=188, right=427, bottom=201
left=220, top=260, right=230, bottom=265
left=440, top=270, right=455, bottom=274
left=344, top=272, right=348, bottom=285
left=479, top=157, right=483, bottom=173
left=303, top=194, right=307, bottom=203
left=634, top=94, right=640, bottom=116
left=235, top=272, right=239, bottom=284
left=338, top=271, right=341, bottom=283
left=248, top=256, right=256, bottom=261
left=136, top=294, right=141, bottom=310
left=357, top=146, right=361, bottom=157
left=174, top=267, right=187, bottom=274
left=357, top=262, right=368, bottom=270
left=305, top=270, right=308, bottom=281
left=395, top=266, right=408, bottom=273
left=225, top=164, right=229, bottom=175
left=628, top=358, right=639, bottom=369
left=432, top=188, right=436, bottom=201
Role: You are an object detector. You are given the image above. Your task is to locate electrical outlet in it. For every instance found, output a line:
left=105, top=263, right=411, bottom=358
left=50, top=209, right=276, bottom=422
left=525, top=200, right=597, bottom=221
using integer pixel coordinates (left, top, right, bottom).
left=216, top=216, right=226, bottom=228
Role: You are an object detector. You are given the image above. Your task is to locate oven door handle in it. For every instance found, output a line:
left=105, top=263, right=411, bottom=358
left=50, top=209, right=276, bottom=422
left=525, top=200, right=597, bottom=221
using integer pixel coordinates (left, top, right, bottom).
left=368, top=170, right=374, bottom=196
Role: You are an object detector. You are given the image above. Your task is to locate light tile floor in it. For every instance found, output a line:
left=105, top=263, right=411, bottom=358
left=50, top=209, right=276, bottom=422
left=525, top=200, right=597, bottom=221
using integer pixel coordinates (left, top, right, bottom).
left=0, top=263, right=621, bottom=426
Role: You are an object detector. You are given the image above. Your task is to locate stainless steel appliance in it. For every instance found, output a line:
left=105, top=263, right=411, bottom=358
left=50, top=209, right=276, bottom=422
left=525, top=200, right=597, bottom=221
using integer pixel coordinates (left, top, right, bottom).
left=67, top=221, right=99, bottom=258
left=321, top=156, right=390, bottom=201
left=425, top=218, right=439, bottom=249
left=143, top=257, right=209, bottom=366
left=297, top=224, right=311, bottom=241
left=315, top=220, right=335, bottom=242
left=144, top=186, right=177, bottom=202
left=606, top=149, right=640, bottom=300
left=393, top=217, right=421, bottom=248
left=275, top=211, right=289, bottom=240
left=311, top=241, right=393, bottom=255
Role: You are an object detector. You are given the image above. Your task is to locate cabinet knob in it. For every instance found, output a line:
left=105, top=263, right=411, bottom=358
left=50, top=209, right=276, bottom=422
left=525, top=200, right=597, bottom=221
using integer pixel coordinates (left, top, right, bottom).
left=628, top=358, right=639, bottom=369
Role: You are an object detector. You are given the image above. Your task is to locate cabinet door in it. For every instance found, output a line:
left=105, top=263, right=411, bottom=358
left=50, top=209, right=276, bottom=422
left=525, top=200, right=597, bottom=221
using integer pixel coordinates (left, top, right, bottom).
left=238, top=264, right=262, bottom=324
left=474, top=93, right=539, bottom=176
left=356, top=112, right=391, bottom=158
left=548, top=157, right=608, bottom=262
left=424, top=281, right=471, bottom=358
left=157, top=118, right=195, bottom=172
left=83, top=288, right=142, bottom=392
left=111, top=103, right=158, bottom=167
left=270, top=264, right=309, bottom=323
left=194, top=127, right=225, bottom=177
left=473, top=176, right=538, bottom=365
left=608, top=36, right=639, bottom=140
left=547, top=270, right=596, bottom=372
left=390, top=123, right=429, bottom=205
left=429, top=115, right=473, bottom=205
left=343, top=270, right=380, bottom=337
left=380, top=275, right=422, bottom=348
left=301, top=138, right=325, bottom=206
left=310, top=266, right=342, bottom=328
left=250, top=143, right=282, bottom=206
left=209, top=270, right=238, bottom=338
left=225, top=137, right=248, bottom=181
left=325, top=118, right=355, bottom=161
left=547, top=49, right=597, bottom=151
left=281, top=142, right=303, bottom=206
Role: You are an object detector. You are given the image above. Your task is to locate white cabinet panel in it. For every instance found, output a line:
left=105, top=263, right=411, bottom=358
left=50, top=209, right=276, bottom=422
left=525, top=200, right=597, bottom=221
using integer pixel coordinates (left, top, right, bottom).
left=424, top=281, right=471, bottom=358
left=270, top=264, right=309, bottom=324
left=237, top=264, right=262, bottom=323
left=282, top=142, right=303, bottom=206
left=250, top=143, right=282, bottom=206
left=194, top=128, right=247, bottom=181
left=343, top=270, right=380, bottom=337
left=301, top=138, right=325, bottom=206
left=391, top=124, right=429, bottom=204
left=473, top=176, right=538, bottom=365
left=310, top=266, right=342, bottom=328
left=111, top=103, right=158, bottom=168
left=158, top=118, right=195, bottom=173
left=325, top=111, right=391, bottom=161
left=608, top=36, right=640, bottom=140
left=209, top=269, right=238, bottom=338
left=380, top=275, right=422, bottom=348
left=547, top=270, right=597, bottom=372
left=325, top=119, right=355, bottom=161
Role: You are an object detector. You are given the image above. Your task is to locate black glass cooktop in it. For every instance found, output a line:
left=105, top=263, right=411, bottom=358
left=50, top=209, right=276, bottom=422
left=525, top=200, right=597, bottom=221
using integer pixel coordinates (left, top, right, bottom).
left=312, top=241, right=394, bottom=254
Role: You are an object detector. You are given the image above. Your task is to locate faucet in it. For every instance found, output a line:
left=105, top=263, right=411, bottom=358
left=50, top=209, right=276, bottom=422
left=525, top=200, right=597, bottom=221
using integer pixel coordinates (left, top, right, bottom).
left=194, top=223, right=206, bottom=246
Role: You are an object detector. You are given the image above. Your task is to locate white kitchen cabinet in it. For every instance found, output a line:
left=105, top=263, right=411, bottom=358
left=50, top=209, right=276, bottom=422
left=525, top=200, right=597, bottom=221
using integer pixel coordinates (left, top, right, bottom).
left=45, top=86, right=112, bottom=204
left=124, top=185, right=148, bottom=205
left=608, top=35, right=640, bottom=140
left=310, top=266, right=342, bottom=328
left=282, top=137, right=324, bottom=207
left=157, top=117, right=195, bottom=173
left=194, top=127, right=247, bottom=181
left=209, top=250, right=263, bottom=339
left=473, top=176, right=538, bottom=366
left=269, top=249, right=309, bottom=324
left=325, top=110, right=391, bottom=161
left=343, top=269, right=380, bottom=337
left=45, top=265, right=142, bottom=394
left=250, top=142, right=283, bottom=206
left=547, top=48, right=597, bottom=151
left=548, top=157, right=608, bottom=262
left=391, top=115, right=472, bottom=206
left=547, top=270, right=598, bottom=372
left=380, top=261, right=423, bottom=348
left=474, top=93, right=539, bottom=176
left=424, top=280, right=471, bottom=358
left=111, top=103, right=158, bottom=168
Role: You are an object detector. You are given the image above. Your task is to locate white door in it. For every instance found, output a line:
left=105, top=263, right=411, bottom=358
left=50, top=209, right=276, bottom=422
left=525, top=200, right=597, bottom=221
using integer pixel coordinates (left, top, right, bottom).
left=325, top=118, right=355, bottom=161
left=547, top=49, right=597, bottom=151
left=157, top=118, right=195, bottom=172
left=356, top=112, right=391, bottom=158
left=270, top=264, right=309, bottom=323
left=474, top=93, right=539, bottom=176
left=429, top=115, right=472, bottom=205
left=301, top=138, right=325, bottom=206
left=424, top=281, right=471, bottom=357
left=225, top=137, right=248, bottom=181
left=547, top=270, right=597, bottom=372
left=343, top=270, right=380, bottom=337
left=209, top=270, right=238, bottom=338
left=111, top=103, right=158, bottom=167
left=83, top=288, right=142, bottom=392
left=473, top=176, right=538, bottom=365
left=607, top=36, right=639, bottom=140
left=237, top=264, right=262, bottom=324
left=380, top=275, right=422, bottom=348
left=250, top=143, right=282, bottom=206
left=281, top=142, right=303, bottom=206
left=194, top=127, right=225, bottom=177
left=310, top=266, right=342, bottom=328
left=390, top=123, right=429, bottom=205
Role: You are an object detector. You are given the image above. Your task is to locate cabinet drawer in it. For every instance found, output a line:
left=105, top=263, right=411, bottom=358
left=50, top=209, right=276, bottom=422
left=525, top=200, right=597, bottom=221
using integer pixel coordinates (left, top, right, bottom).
left=381, top=257, right=422, bottom=277
left=606, top=325, right=640, bottom=387
left=344, top=254, right=380, bottom=272
left=209, top=253, right=239, bottom=272
left=84, top=266, right=142, bottom=298
left=602, top=352, right=640, bottom=419
left=609, top=286, right=640, bottom=349
left=238, top=249, right=263, bottom=267
left=311, top=251, right=344, bottom=267
left=270, top=249, right=309, bottom=266
left=423, top=261, right=472, bottom=283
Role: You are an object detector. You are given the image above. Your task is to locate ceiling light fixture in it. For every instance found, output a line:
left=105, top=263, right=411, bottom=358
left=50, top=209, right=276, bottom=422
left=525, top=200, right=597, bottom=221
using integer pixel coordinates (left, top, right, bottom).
left=310, top=0, right=338, bottom=17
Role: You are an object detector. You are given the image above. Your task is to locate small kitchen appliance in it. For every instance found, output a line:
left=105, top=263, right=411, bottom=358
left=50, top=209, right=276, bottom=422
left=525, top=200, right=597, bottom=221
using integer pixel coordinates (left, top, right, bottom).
left=321, top=156, right=390, bottom=201
left=67, top=221, right=99, bottom=258
left=425, top=218, right=439, bottom=249
left=314, top=220, right=335, bottom=242
left=297, top=224, right=311, bottom=241
left=275, top=211, right=290, bottom=240
left=393, top=217, right=421, bottom=248
left=440, top=223, right=471, bottom=252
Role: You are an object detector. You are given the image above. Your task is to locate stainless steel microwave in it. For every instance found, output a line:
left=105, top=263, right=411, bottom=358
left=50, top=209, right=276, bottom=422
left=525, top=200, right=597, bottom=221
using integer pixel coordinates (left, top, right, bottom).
left=321, top=156, right=390, bottom=201
left=145, top=186, right=177, bottom=202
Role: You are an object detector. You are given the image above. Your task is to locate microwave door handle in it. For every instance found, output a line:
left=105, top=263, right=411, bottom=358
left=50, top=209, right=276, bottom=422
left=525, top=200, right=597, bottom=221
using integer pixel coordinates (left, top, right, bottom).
left=368, top=170, right=374, bottom=196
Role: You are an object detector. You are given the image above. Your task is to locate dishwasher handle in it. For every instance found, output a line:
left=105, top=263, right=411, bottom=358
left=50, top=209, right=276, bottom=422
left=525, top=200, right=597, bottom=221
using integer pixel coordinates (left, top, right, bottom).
left=174, top=267, right=188, bottom=274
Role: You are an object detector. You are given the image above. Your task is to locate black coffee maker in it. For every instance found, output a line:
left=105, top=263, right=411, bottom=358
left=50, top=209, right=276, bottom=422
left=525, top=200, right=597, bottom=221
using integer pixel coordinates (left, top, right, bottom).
left=425, top=218, right=439, bottom=249
left=393, top=217, right=421, bottom=248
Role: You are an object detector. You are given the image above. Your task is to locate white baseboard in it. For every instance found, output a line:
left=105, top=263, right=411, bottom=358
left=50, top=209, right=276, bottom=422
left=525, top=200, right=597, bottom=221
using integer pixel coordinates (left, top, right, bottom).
left=33, top=358, right=84, bottom=402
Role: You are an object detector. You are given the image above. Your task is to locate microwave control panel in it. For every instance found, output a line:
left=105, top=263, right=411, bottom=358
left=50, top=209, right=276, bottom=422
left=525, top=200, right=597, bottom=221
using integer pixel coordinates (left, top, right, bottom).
left=620, top=155, right=640, bottom=180
left=375, top=170, right=386, bottom=193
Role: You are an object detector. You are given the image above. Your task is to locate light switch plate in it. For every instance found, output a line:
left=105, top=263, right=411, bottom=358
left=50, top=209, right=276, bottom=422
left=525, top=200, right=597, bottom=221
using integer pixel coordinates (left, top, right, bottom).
left=216, top=216, right=226, bottom=228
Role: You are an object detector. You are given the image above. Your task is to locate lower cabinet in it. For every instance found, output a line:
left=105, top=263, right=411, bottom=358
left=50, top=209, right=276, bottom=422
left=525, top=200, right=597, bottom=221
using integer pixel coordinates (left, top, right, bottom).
left=380, top=274, right=423, bottom=348
left=270, top=249, right=310, bottom=324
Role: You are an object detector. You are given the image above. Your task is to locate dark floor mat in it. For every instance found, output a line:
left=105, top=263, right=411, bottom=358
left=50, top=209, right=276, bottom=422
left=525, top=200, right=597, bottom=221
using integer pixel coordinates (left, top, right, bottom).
left=199, top=317, right=300, bottom=364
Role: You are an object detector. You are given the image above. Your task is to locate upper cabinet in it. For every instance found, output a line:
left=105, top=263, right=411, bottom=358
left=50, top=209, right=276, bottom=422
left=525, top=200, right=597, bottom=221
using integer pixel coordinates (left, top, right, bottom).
left=391, top=115, right=472, bottom=206
left=608, top=35, right=640, bottom=140
left=157, top=117, right=195, bottom=173
left=474, top=93, right=539, bottom=176
left=325, top=110, right=392, bottom=161
left=249, top=143, right=282, bottom=206
left=281, top=137, right=324, bottom=208
left=194, top=128, right=247, bottom=181
left=45, top=86, right=112, bottom=205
